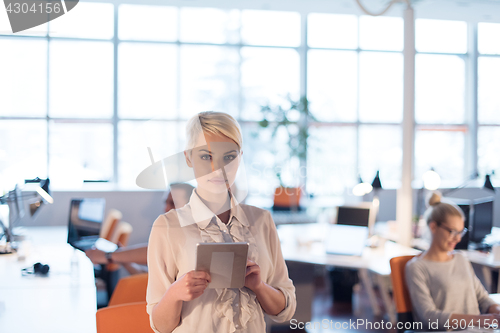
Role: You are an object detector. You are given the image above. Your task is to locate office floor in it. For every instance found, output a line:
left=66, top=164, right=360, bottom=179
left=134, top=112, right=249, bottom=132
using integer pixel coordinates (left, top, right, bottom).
left=271, top=273, right=395, bottom=333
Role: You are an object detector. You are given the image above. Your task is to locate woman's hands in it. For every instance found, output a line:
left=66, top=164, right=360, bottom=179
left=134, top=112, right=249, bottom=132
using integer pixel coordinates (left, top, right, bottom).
left=170, top=270, right=211, bottom=302
left=245, top=259, right=263, bottom=292
left=244, top=259, right=287, bottom=316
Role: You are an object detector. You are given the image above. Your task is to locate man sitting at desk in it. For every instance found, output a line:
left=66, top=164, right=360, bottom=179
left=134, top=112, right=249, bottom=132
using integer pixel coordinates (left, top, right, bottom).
left=85, top=183, right=194, bottom=274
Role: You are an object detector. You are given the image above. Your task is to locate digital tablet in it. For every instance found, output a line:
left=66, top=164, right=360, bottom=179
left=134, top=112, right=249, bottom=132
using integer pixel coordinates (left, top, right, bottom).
left=195, top=242, right=249, bottom=289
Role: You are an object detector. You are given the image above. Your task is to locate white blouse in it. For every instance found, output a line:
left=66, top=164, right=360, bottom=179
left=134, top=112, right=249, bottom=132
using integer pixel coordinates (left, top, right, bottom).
left=146, top=189, right=296, bottom=333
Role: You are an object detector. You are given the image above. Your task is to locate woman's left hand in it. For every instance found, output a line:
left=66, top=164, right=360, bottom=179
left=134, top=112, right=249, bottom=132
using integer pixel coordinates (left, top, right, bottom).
left=244, top=259, right=263, bottom=292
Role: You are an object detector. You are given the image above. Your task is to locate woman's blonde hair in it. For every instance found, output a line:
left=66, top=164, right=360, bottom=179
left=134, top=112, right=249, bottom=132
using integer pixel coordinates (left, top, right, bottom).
left=185, top=111, right=243, bottom=152
left=424, top=191, right=465, bottom=225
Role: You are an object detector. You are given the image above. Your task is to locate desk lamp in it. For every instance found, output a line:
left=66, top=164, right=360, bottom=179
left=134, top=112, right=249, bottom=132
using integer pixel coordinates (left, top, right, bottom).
left=370, top=170, right=382, bottom=220
left=484, top=174, right=495, bottom=192
left=0, top=178, right=53, bottom=254
left=353, top=176, right=373, bottom=196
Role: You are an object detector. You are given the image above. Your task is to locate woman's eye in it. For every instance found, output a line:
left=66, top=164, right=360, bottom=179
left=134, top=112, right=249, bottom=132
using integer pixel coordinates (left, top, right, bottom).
left=224, top=155, right=236, bottom=161
left=201, top=155, right=212, bottom=160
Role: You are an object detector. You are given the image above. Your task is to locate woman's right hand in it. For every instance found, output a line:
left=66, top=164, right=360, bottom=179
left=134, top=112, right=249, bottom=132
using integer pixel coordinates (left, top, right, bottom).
left=170, top=270, right=211, bottom=302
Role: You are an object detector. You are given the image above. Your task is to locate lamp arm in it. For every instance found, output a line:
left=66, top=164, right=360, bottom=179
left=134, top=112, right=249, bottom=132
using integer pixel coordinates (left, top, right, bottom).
left=0, top=219, right=11, bottom=243
left=0, top=192, right=41, bottom=202
left=442, top=172, right=480, bottom=196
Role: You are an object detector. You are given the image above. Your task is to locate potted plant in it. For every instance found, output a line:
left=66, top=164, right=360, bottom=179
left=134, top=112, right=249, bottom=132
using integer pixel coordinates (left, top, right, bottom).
left=258, top=95, right=317, bottom=211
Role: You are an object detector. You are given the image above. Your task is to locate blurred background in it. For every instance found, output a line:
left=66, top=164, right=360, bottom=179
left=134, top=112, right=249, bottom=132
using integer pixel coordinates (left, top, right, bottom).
left=0, top=0, right=499, bottom=242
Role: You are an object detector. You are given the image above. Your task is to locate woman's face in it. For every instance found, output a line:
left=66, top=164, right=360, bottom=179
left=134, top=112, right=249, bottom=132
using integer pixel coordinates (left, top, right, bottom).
left=184, top=131, right=241, bottom=194
left=430, top=214, right=465, bottom=252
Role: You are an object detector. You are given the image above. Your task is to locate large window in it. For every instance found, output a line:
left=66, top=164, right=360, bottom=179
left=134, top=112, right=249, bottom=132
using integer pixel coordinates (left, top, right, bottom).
left=414, top=19, right=468, bottom=187
left=0, top=3, right=498, bottom=198
left=307, top=14, right=404, bottom=193
left=478, top=22, right=500, bottom=182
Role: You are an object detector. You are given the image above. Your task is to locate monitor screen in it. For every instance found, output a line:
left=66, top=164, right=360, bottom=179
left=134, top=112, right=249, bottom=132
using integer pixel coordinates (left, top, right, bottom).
left=325, top=224, right=369, bottom=256
left=78, top=199, right=106, bottom=223
left=455, top=204, right=470, bottom=250
left=470, top=200, right=494, bottom=243
left=67, top=198, right=105, bottom=241
left=336, top=206, right=371, bottom=227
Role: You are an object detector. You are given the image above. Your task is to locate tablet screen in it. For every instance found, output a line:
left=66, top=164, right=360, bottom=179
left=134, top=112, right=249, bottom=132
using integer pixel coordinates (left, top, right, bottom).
left=196, top=242, right=249, bottom=289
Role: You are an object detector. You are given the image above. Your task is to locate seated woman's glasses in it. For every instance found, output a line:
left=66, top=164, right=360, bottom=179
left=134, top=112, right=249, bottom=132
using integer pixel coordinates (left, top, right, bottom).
left=438, top=223, right=468, bottom=239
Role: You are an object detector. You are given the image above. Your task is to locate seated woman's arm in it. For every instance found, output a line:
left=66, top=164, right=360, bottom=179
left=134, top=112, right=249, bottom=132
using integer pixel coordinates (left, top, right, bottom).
left=85, top=243, right=148, bottom=265
left=469, top=261, right=500, bottom=316
left=112, top=243, right=148, bottom=265
left=405, top=262, right=500, bottom=331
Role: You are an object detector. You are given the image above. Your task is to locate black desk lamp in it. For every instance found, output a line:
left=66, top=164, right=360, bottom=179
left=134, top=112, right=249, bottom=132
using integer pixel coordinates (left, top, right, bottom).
left=371, top=170, right=382, bottom=190
left=484, top=174, right=495, bottom=192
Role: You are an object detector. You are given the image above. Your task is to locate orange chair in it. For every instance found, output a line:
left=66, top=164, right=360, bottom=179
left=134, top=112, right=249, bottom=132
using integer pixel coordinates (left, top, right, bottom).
left=273, top=186, right=302, bottom=211
left=106, top=221, right=133, bottom=272
left=108, top=273, right=148, bottom=307
left=390, top=255, right=417, bottom=332
left=96, top=301, right=153, bottom=333
left=100, top=209, right=123, bottom=241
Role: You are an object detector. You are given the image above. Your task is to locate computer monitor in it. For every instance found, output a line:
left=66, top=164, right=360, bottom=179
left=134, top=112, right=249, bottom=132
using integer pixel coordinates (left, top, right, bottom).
left=325, top=224, right=369, bottom=256
left=470, top=199, right=494, bottom=244
left=335, top=203, right=376, bottom=233
left=448, top=197, right=494, bottom=247
left=455, top=203, right=470, bottom=250
left=67, top=198, right=106, bottom=243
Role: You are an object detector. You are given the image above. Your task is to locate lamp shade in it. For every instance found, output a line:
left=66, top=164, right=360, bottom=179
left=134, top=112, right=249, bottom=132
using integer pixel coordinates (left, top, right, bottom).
left=371, top=171, right=382, bottom=190
left=423, top=169, right=441, bottom=190
left=353, top=176, right=373, bottom=196
left=484, top=174, right=495, bottom=192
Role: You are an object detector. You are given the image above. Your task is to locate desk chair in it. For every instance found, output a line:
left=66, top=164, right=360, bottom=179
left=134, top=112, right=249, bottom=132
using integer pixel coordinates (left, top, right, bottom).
left=273, top=186, right=302, bottom=211
left=96, top=301, right=153, bottom=333
left=108, top=273, right=148, bottom=306
left=106, top=221, right=133, bottom=272
left=389, top=255, right=416, bottom=333
left=100, top=209, right=123, bottom=241
left=96, top=217, right=133, bottom=306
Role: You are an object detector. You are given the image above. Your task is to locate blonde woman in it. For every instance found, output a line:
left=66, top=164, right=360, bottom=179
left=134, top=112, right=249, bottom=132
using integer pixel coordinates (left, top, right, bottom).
left=146, top=112, right=296, bottom=333
left=405, top=192, right=500, bottom=331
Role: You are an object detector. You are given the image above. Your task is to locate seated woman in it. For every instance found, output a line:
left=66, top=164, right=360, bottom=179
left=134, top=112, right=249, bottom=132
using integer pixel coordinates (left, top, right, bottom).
left=406, top=192, right=500, bottom=331
left=146, top=111, right=296, bottom=333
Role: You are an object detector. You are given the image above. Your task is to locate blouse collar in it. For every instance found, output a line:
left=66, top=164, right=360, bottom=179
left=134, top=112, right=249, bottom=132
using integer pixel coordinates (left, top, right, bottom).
left=184, top=188, right=249, bottom=229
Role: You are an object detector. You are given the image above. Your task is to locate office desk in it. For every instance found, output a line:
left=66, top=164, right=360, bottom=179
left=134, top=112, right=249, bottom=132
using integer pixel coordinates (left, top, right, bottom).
left=0, top=226, right=97, bottom=333
left=277, top=223, right=421, bottom=323
left=271, top=211, right=317, bottom=225
left=464, top=250, right=500, bottom=294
